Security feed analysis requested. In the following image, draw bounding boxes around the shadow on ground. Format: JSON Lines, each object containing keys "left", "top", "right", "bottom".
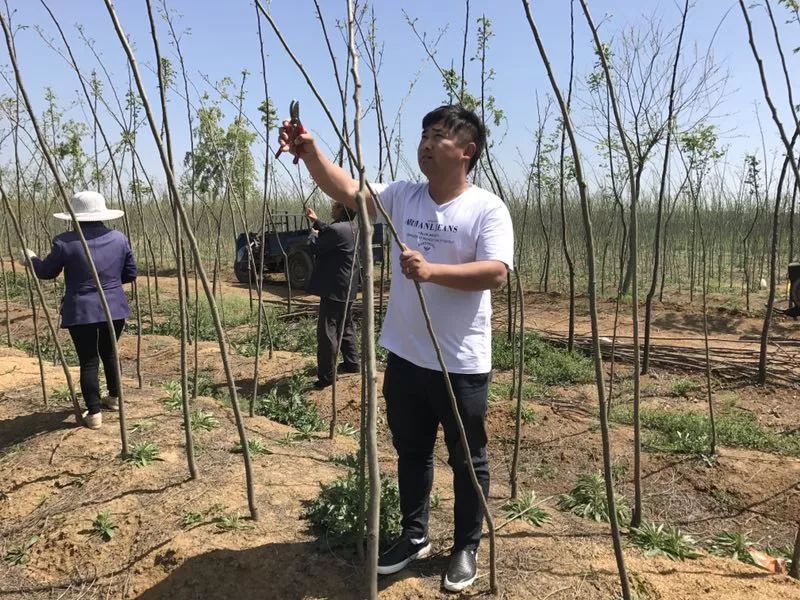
{"left": 0, "top": 409, "right": 75, "bottom": 452}
{"left": 135, "top": 540, "right": 432, "bottom": 600}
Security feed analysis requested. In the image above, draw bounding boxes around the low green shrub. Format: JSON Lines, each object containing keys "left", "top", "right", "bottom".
{"left": 303, "top": 470, "right": 401, "bottom": 547}
{"left": 558, "top": 471, "right": 630, "bottom": 524}
{"left": 707, "top": 531, "right": 755, "bottom": 565}
{"left": 630, "top": 522, "right": 700, "bottom": 560}
{"left": 256, "top": 375, "right": 324, "bottom": 433}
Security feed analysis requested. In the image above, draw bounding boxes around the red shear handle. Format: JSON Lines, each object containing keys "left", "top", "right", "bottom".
{"left": 292, "top": 122, "right": 307, "bottom": 165}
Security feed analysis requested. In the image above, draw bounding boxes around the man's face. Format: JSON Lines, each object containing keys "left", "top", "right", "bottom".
{"left": 331, "top": 203, "right": 345, "bottom": 221}
{"left": 417, "top": 123, "right": 475, "bottom": 179}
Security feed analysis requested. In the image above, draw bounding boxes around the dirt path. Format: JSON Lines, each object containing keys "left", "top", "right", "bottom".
{"left": 3, "top": 270, "right": 800, "bottom": 598}
{"left": 2, "top": 336, "right": 800, "bottom": 598}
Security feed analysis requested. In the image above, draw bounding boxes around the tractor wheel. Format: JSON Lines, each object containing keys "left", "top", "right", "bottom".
{"left": 287, "top": 249, "right": 314, "bottom": 290}
{"left": 234, "top": 262, "right": 252, "bottom": 284}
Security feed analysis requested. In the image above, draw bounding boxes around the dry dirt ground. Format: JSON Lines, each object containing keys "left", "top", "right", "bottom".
{"left": 2, "top": 273, "right": 800, "bottom": 599}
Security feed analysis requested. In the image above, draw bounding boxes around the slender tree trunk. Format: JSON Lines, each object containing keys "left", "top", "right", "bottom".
{"left": 522, "top": 3, "right": 631, "bottom": 597}
{"left": 144, "top": 0, "right": 197, "bottom": 479}
{"left": 693, "top": 193, "right": 717, "bottom": 454}
{"left": 509, "top": 273, "right": 525, "bottom": 498}
{"left": 790, "top": 522, "right": 800, "bottom": 579}
{"left": 105, "top": 0, "right": 258, "bottom": 518}
{"left": 346, "top": 5, "right": 379, "bottom": 594}
{"left": 643, "top": 0, "right": 689, "bottom": 374}
{"left": 559, "top": 1, "right": 576, "bottom": 352}
{"left": 578, "top": 0, "right": 643, "bottom": 528}
{"left": 760, "top": 143, "right": 794, "bottom": 383}
{"left": 1, "top": 222, "right": 11, "bottom": 347}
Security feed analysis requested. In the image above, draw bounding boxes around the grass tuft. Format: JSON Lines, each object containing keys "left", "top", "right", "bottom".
{"left": 189, "top": 410, "right": 219, "bottom": 432}
{"left": 611, "top": 406, "right": 800, "bottom": 457}
{"left": 502, "top": 490, "right": 550, "bottom": 527}
{"left": 231, "top": 438, "right": 271, "bottom": 455}
{"left": 557, "top": 471, "right": 630, "bottom": 524}
{"left": 630, "top": 522, "right": 700, "bottom": 560}
{"left": 3, "top": 536, "right": 39, "bottom": 566}
{"left": 707, "top": 531, "right": 755, "bottom": 565}
{"left": 125, "top": 442, "right": 161, "bottom": 468}
{"left": 492, "top": 332, "right": 593, "bottom": 385}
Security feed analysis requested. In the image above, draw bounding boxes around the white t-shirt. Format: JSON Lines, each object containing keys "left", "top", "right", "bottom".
{"left": 371, "top": 181, "right": 514, "bottom": 374}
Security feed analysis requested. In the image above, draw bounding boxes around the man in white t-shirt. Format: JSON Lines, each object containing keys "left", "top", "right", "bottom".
{"left": 279, "top": 104, "right": 513, "bottom": 592}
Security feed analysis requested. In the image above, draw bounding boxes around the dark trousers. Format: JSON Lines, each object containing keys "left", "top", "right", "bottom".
{"left": 316, "top": 297, "right": 359, "bottom": 384}
{"left": 68, "top": 320, "right": 125, "bottom": 414}
{"left": 382, "top": 352, "right": 490, "bottom": 551}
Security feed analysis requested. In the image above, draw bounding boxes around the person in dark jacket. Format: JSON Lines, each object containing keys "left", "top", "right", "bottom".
{"left": 305, "top": 203, "right": 360, "bottom": 389}
{"left": 20, "top": 191, "right": 137, "bottom": 430}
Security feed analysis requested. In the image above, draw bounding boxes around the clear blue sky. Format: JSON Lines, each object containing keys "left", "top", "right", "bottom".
{"left": 5, "top": 0, "right": 799, "bottom": 190}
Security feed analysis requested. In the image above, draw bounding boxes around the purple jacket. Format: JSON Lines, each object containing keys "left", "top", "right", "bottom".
{"left": 31, "top": 222, "right": 137, "bottom": 328}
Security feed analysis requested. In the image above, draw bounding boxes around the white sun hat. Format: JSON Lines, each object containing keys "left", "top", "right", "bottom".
{"left": 53, "top": 191, "right": 124, "bottom": 222}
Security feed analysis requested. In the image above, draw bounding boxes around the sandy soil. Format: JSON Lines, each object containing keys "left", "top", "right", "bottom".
{"left": 2, "top": 273, "right": 800, "bottom": 599}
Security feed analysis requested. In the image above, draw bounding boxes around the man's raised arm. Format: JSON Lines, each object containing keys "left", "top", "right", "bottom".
{"left": 278, "top": 120, "right": 376, "bottom": 220}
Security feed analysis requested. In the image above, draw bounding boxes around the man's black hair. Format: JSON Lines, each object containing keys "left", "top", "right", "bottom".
{"left": 421, "top": 104, "right": 486, "bottom": 173}
{"left": 333, "top": 202, "right": 357, "bottom": 221}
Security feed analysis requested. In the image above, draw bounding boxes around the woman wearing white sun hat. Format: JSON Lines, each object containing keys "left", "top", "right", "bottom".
{"left": 19, "top": 191, "right": 137, "bottom": 430}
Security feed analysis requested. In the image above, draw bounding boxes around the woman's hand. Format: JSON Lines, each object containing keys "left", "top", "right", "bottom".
{"left": 17, "top": 248, "right": 36, "bottom": 267}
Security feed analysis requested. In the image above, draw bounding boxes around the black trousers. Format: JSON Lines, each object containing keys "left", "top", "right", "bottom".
{"left": 316, "top": 297, "right": 359, "bottom": 384}
{"left": 382, "top": 352, "right": 490, "bottom": 551}
{"left": 68, "top": 320, "right": 125, "bottom": 414}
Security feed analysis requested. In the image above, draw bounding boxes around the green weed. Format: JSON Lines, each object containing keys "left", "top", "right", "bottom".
{"left": 91, "top": 512, "right": 118, "bottom": 541}
{"left": 189, "top": 410, "right": 219, "bottom": 432}
{"left": 490, "top": 380, "right": 547, "bottom": 404}
{"left": 125, "top": 442, "right": 161, "bottom": 468}
{"left": 256, "top": 378, "right": 324, "bottom": 433}
{"left": 707, "top": 531, "right": 755, "bottom": 565}
{"left": 611, "top": 406, "right": 800, "bottom": 457}
{"left": 130, "top": 421, "right": 153, "bottom": 435}
{"left": 502, "top": 491, "right": 550, "bottom": 527}
{"left": 330, "top": 452, "right": 359, "bottom": 469}
{"left": 214, "top": 512, "right": 254, "bottom": 531}
{"left": 50, "top": 386, "right": 76, "bottom": 406}
{"left": 161, "top": 381, "right": 183, "bottom": 411}
{"left": 303, "top": 470, "right": 401, "bottom": 547}
{"left": 557, "top": 472, "right": 631, "bottom": 524}
{"left": 3, "top": 535, "right": 39, "bottom": 566}
{"left": 13, "top": 337, "right": 78, "bottom": 366}
{"left": 335, "top": 422, "right": 359, "bottom": 438}
{"left": 180, "top": 511, "right": 204, "bottom": 529}
{"left": 518, "top": 405, "right": 537, "bottom": 424}
{"left": 492, "top": 332, "right": 593, "bottom": 385}
{"left": 231, "top": 438, "right": 271, "bottom": 455}
{"left": 191, "top": 372, "right": 221, "bottom": 399}
{"left": 151, "top": 297, "right": 252, "bottom": 341}
{"left": 234, "top": 313, "right": 317, "bottom": 356}
{"left": 0, "top": 443, "right": 24, "bottom": 464}
{"left": 671, "top": 378, "right": 701, "bottom": 397}
{"left": 630, "top": 522, "right": 700, "bottom": 560}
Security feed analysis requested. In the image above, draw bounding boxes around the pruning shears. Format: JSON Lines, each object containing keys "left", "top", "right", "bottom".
{"left": 275, "top": 99, "right": 306, "bottom": 165}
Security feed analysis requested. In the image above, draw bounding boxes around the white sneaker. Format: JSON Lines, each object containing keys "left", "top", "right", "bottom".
{"left": 82, "top": 411, "right": 102, "bottom": 430}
